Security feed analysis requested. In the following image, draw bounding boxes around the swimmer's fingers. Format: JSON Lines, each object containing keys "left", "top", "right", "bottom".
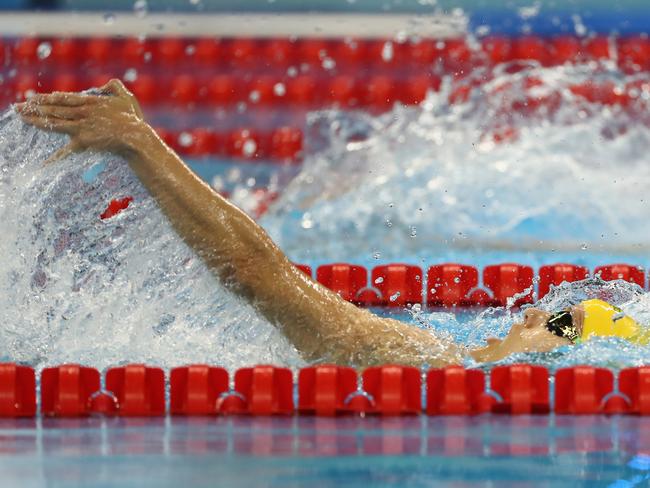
{"left": 44, "top": 142, "right": 79, "bottom": 165}
{"left": 23, "top": 92, "right": 100, "bottom": 108}
{"left": 98, "top": 79, "right": 144, "bottom": 118}
{"left": 20, "top": 114, "right": 79, "bottom": 134}
{"left": 17, "top": 104, "right": 88, "bottom": 120}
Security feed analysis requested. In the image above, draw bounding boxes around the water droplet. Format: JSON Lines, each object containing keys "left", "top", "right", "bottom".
{"left": 389, "top": 292, "right": 401, "bottom": 302}
{"left": 385, "top": 219, "right": 393, "bottom": 228}
{"left": 242, "top": 139, "right": 257, "bottom": 157}
{"left": 185, "top": 45, "right": 196, "bottom": 56}
{"left": 102, "top": 12, "right": 116, "bottom": 25}
{"left": 409, "top": 226, "right": 417, "bottom": 238}
{"left": 430, "top": 288, "right": 437, "bottom": 294}
{"left": 178, "top": 132, "right": 193, "bottom": 147}
{"left": 287, "top": 66, "right": 298, "bottom": 77}
{"left": 372, "top": 251, "right": 381, "bottom": 260}
{"left": 374, "top": 277, "right": 384, "bottom": 284}
{"left": 37, "top": 42, "right": 51, "bottom": 60}
{"left": 322, "top": 57, "right": 336, "bottom": 70}
{"left": 249, "top": 90, "right": 260, "bottom": 103}
{"left": 381, "top": 42, "right": 393, "bottom": 62}
{"left": 133, "top": 0, "right": 148, "bottom": 18}
{"left": 453, "top": 277, "right": 461, "bottom": 283}
{"left": 123, "top": 68, "right": 138, "bottom": 82}
{"left": 273, "top": 83, "right": 286, "bottom": 97}
{"left": 580, "top": 243, "right": 588, "bottom": 250}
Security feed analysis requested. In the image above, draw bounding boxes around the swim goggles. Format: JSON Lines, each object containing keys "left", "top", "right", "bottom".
{"left": 545, "top": 310, "right": 580, "bottom": 343}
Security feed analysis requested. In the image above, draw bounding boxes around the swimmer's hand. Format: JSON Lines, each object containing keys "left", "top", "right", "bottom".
{"left": 16, "top": 79, "right": 146, "bottom": 164}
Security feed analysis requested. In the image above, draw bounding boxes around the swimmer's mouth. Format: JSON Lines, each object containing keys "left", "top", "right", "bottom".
{"left": 545, "top": 310, "right": 580, "bottom": 343}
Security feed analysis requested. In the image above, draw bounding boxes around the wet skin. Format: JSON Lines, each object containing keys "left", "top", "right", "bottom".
{"left": 16, "top": 80, "right": 575, "bottom": 367}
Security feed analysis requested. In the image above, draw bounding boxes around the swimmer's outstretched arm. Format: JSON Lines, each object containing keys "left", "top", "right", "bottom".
{"left": 17, "top": 80, "right": 471, "bottom": 367}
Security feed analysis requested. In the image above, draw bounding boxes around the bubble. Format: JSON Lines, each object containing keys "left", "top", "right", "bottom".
{"left": 273, "top": 83, "right": 286, "bottom": 97}
{"left": 454, "top": 277, "right": 461, "bottom": 284}
{"left": 374, "top": 277, "right": 384, "bottom": 284}
{"left": 381, "top": 42, "right": 394, "bottom": 62}
{"left": 389, "top": 292, "right": 401, "bottom": 302}
{"left": 178, "top": 131, "right": 193, "bottom": 147}
{"left": 242, "top": 139, "right": 257, "bottom": 157}
{"left": 133, "top": 0, "right": 148, "bottom": 18}
{"left": 102, "top": 12, "right": 116, "bottom": 25}
{"left": 123, "top": 68, "right": 138, "bottom": 82}
{"left": 37, "top": 42, "right": 51, "bottom": 60}
{"left": 249, "top": 90, "right": 260, "bottom": 103}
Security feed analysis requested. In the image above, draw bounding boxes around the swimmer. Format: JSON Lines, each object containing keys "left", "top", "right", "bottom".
{"left": 14, "top": 80, "right": 642, "bottom": 367}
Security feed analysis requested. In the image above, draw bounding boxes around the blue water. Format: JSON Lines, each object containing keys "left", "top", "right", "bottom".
{"left": 1, "top": 416, "right": 649, "bottom": 487}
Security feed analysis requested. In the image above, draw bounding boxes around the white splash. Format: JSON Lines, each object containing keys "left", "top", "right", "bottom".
{"left": 0, "top": 111, "right": 303, "bottom": 371}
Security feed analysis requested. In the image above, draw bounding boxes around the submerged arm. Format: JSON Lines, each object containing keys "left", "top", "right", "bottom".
{"left": 17, "top": 80, "right": 467, "bottom": 367}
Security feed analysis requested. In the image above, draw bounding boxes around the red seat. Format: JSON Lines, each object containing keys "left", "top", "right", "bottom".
{"left": 298, "top": 365, "right": 358, "bottom": 416}
{"left": 407, "top": 39, "right": 437, "bottom": 67}
{"left": 193, "top": 38, "right": 223, "bottom": 66}
{"left": 593, "top": 264, "right": 645, "bottom": 287}
{"left": 170, "top": 365, "right": 229, "bottom": 415}
{"left": 583, "top": 36, "right": 612, "bottom": 60}
{"left": 538, "top": 264, "right": 589, "bottom": 299}
{"left": 12, "top": 37, "right": 39, "bottom": 65}
{"left": 550, "top": 36, "right": 581, "bottom": 64}
{"left": 512, "top": 35, "right": 550, "bottom": 64}
{"left": 328, "top": 75, "right": 359, "bottom": 107}
{"left": 41, "top": 364, "right": 100, "bottom": 417}
{"left": 293, "top": 263, "right": 312, "bottom": 277}
{"left": 222, "top": 365, "right": 293, "bottom": 415}
{"left": 398, "top": 74, "right": 439, "bottom": 106}
{"left": 618, "top": 367, "right": 650, "bottom": 415}
{"left": 490, "top": 364, "right": 549, "bottom": 414}
{"left": 362, "top": 75, "right": 396, "bottom": 110}
{"left": 226, "top": 128, "right": 261, "bottom": 159}
{"left": 372, "top": 264, "right": 423, "bottom": 307}
{"left": 121, "top": 37, "right": 151, "bottom": 66}
{"left": 207, "top": 74, "right": 238, "bottom": 106}
{"left": 361, "top": 365, "right": 421, "bottom": 415}
{"left": 331, "top": 38, "right": 367, "bottom": 67}
{"left": 228, "top": 38, "right": 257, "bottom": 68}
{"left": 13, "top": 73, "right": 40, "bottom": 101}
{"left": 617, "top": 36, "right": 650, "bottom": 70}
{"left": 169, "top": 74, "right": 200, "bottom": 105}
{"left": 286, "top": 75, "right": 321, "bottom": 106}
{"left": 175, "top": 128, "right": 219, "bottom": 157}
{"left": 50, "top": 73, "right": 82, "bottom": 93}
{"left": 85, "top": 37, "right": 113, "bottom": 66}
{"left": 297, "top": 38, "right": 329, "bottom": 66}
{"left": 125, "top": 74, "right": 158, "bottom": 106}
{"left": 105, "top": 364, "right": 165, "bottom": 416}
{"left": 0, "top": 364, "right": 36, "bottom": 418}
{"left": 268, "top": 127, "right": 303, "bottom": 163}
{"left": 554, "top": 366, "right": 614, "bottom": 414}
{"left": 155, "top": 37, "right": 186, "bottom": 65}
{"left": 481, "top": 36, "right": 512, "bottom": 64}
{"left": 426, "top": 366, "right": 489, "bottom": 415}
{"left": 440, "top": 38, "right": 472, "bottom": 70}
{"left": 49, "top": 38, "right": 81, "bottom": 65}
{"left": 427, "top": 264, "right": 478, "bottom": 307}
{"left": 483, "top": 263, "right": 534, "bottom": 307}
{"left": 316, "top": 263, "right": 368, "bottom": 302}
{"left": 263, "top": 39, "right": 295, "bottom": 67}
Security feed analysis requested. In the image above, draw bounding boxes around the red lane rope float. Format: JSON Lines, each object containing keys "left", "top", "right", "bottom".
{"left": 298, "top": 262, "right": 645, "bottom": 308}
{"left": 4, "top": 363, "right": 650, "bottom": 418}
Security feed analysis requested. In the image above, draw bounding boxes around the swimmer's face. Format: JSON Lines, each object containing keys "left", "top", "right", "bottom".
{"left": 470, "top": 308, "right": 573, "bottom": 363}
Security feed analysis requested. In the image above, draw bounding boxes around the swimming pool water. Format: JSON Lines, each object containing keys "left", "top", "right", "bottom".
{"left": 1, "top": 416, "right": 649, "bottom": 488}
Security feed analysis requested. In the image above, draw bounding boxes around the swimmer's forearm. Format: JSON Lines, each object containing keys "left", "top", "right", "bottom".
{"left": 121, "top": 123, "right": 468, "bottom": 367}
